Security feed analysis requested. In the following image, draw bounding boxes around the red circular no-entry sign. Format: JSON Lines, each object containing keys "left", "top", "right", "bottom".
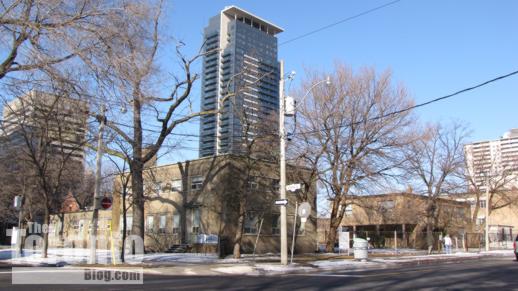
{"left": 101, "top": 197, "right": 112, "bottom": 210}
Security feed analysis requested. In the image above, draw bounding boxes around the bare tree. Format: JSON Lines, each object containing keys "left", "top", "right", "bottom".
{"left": 0, "top": 86, "right": 89, "bottom": 257}
{"left": 0, "top": 0, "right": 115, "bottom": 80}
{"left": 230, "top": 109, "right": 278, "bottom": 258}
{"left": 293, "top": 63, "right": 415, "bottom": 252}
{"left": 404, "top": 122, "right": 468, "bottom": 253}
{"left": 76, "top": 1, "right": 215, "bottom": 242}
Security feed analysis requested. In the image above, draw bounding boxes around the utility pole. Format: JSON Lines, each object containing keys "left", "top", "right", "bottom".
{"left": 279, "top": 60, "right": 288, "bottom": 265}
{"left": 90, "top": 105, "right": 106, "bottom": 264}
{"left": 485, "top": 180, "right": 490, "bottom": 252}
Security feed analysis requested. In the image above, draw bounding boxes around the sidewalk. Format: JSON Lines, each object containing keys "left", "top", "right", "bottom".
{"left": 1, "top": 248, "right": 514, "bottom": 276}
{"left": 206, "top": 250, "right": 514, "bottom": 276}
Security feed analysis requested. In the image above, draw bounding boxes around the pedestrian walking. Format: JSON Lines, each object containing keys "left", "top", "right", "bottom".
{"left": 444, "top": 234, "right": 452, "bottom": 254}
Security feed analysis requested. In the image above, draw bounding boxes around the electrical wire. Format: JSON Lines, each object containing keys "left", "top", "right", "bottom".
{"left": 296, "top": 69, "right": 518, "bottom": 136}
{"left": 279, "top": 0, "right": 402, "bottom": 46}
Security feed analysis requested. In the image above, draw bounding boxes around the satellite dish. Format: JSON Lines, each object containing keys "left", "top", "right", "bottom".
{"left": 298, "top": 202, "right": 311, "bottom": 219}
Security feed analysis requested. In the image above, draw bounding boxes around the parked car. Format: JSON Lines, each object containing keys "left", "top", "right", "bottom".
{"left": 514, "top": 235, "right": 518, "bottom": 261}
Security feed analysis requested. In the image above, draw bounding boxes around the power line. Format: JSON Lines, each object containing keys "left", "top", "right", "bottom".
{"left": 109, "top": 69, "right": 518, "bottom": 139}
{"left": 279, "top": 0, "right": 402, "bottom": 46}
{"left": 296, "top": 68, "right": 518, "bottom": 136}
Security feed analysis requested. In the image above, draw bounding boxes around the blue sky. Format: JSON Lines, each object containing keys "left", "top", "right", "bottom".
{"left": 157, "top": 0, "right": 518, "bottom": 164}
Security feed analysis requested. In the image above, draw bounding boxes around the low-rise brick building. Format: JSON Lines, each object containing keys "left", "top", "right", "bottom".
{"left": 335, "top": 193, "right": 472, "bottom": 249}
{"left": 112, "top": 154, "right": 318, "bottom": 255}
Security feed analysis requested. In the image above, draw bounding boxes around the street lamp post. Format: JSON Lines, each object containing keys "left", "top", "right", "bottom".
{"left": 90, "top": 104, "right": 106, "bottom": 264}
{"left": 279, "top": 60, "right": 289, "bottom": 265}
{"left": 278, "top": 61, "right": 330, "bottom": 265}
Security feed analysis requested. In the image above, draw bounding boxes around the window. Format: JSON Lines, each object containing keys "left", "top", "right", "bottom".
{"left": 72, "top": 220, "right": 79, "bottom": 230}
{"left": 477, "top": 217, "right": 485, "bottom": 225}
{"left": 455, "top": 207, "right": 466, "bottom": 218}
{"left": 171, "top": 179, "right": 182, "bottom": 192}
{"left": 345, "top": 204, "right": 353, "bottom": 216}
{"left": 154, "top": 182, "right": 161, "bottom": 193}
{"left": 172, "top": 213, "right": 180, "bottom": 234}
{"left": 271, "top": 179, "right": 280, "bottom": 191}
{"left": 271, "top": 214, "right": 280, "bottom": 235}
{"left": 244, "top": 212, "right": 258, "bottom": 234}
{"left": 191, "top": 176, "right": 203, "bottom": 190}
{"left": 79, "top": 220, "right": 84, "bottom": 233}
{"left": 159, "top": 215, "right": 166, "bottom": 234}
{"left": 146, "top": 215, "right": 154, "bottom": 232}
{"left": 248, "top": 176, "right": 258, "bottom": 190}
{"left": 479, "top": 200, "right": 487, "bottom": 208}
{"left": 192, "top": 208, "right": 201, "bottom": 234}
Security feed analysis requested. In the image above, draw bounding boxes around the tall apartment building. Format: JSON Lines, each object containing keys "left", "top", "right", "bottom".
{"left": 199, "top": 6, "right": 282, "bottom": 157}
{"left": 464, "top": 129, "right": 518, "bottom": 190}
{"left": 1, "top": 90, "right": 88, "bottom": 162}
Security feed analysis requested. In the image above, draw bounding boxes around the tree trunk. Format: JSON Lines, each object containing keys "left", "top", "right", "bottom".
{"left": 233, "top": 201, "right": 246, "bottom": 259}
{"left": 42, "top": 208, "right": 50, "bottom": 258}
{"left": 131, "top": 96, "right": 145, "bottom": 248}
{"left": 426, "top": 222, "right": 433, "bottom": 254}
{"left": 181, "top": 207, "right": 187, "bottom": 244}
{"left": 325, "top": 218, "right": 339, "bottom": 253}
{"left": 471, "top": 195, "right": 481, "bottom": 227}
{"left": 425, "top": 199, "right": 436, "bottom": 254}
{"left": 130, "top": 163, "right": 145, "bottom": 246}
{"left": 120, "top": 191, "right": 127, "bottom": 263}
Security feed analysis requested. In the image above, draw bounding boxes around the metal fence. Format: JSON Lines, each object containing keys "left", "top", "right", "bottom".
{"left": 335, "top": 231, "right": 515, "bottom": 253}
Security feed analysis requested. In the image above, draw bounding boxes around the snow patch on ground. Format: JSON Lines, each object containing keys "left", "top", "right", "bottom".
{"left": 0, "top": 248, "right": 220, "bottom": 266}
{"left": 311, "top": 259, "right": 380, "bottom": 270}
{"left": 0, "top": 248, "right": 112, "bottom": 265}
{"left": 212, "top": 265, "right": 258, "bottom": 275}
{"left": 256, "top": 264, "right": 315, "bottom": 274}
{"left": 480, "top": 249, "right": 514, "bottom": 255}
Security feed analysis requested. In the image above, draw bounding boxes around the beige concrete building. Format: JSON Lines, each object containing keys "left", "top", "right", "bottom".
{"left": 447, "top": 192, "right": 518, "bottom": 239}
{"left": 48, "top": 210, "right": 112, "bottom": 249}
{"left": 112, "top": 154, "right": 317, "bottom": 255}
{"left": 336, "top": 193, "right": 472, "bottom": 249}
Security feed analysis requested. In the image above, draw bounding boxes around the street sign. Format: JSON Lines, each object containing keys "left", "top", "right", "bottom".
{"left": 298, "top": 202, "right": 311, "bottom": 218}
{"left": 274, "top": 199, "right": 288, "bottom": 206}
{"left": 101, "top": 197, "right": 112, "bottom": 210}
{"left": 286, "top": 183, "right": 302, "bottom": 192}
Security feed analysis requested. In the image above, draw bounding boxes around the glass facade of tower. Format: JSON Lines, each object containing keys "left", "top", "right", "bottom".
{"left": 199, "top": 6, "right": 282, "bottom": 157}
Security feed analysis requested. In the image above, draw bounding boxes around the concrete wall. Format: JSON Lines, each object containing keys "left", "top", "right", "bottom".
{"left": 340, "top": 193, "right": 472, "bottom": 233}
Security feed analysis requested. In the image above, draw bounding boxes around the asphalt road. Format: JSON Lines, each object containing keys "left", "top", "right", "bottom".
{"left": 0, "top": 257, "right": 516, "bottom": 290}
